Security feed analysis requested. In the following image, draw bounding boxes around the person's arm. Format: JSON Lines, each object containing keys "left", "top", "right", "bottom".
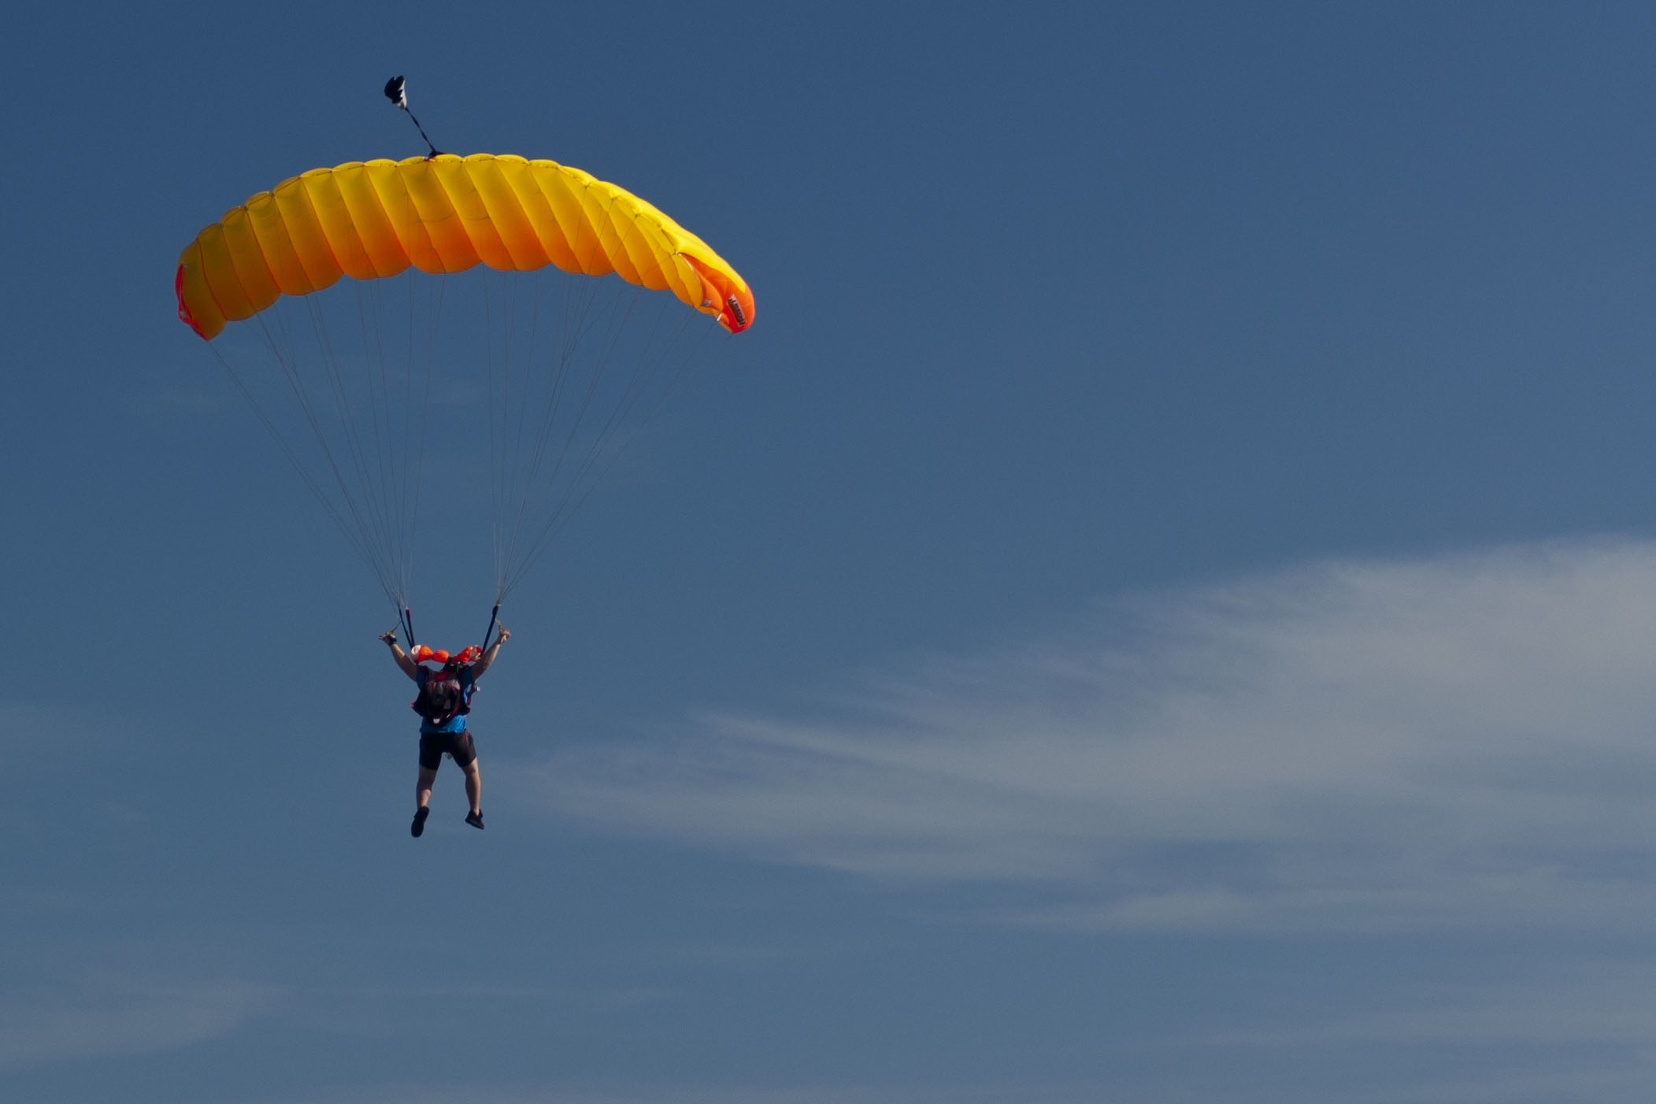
{"left": 380, "top": 630, "right": 419, "bottom": 680}
{"left": 470, "top": 626, "right": 510, "bottom": 680}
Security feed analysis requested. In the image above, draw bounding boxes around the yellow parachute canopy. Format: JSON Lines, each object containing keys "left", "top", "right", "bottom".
{"left": 176, "top": 153, "right": 754, "bottom": 339}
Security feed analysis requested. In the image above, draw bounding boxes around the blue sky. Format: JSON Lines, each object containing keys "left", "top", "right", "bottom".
{"left": 9, "top": 2, "right": 1656, "bottom": 1100}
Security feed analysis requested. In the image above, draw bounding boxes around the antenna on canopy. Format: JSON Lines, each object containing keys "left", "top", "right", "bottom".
{"left": 384, "top": 76, "right": 444, "bottom": 159}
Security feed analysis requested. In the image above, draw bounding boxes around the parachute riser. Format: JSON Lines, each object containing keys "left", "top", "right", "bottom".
{"left": 397, "top": 605, "right": 498, "bottom": 653}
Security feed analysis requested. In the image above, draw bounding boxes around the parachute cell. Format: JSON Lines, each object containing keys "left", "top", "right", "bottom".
{"left": 177, "top": 153, "right": 754, "bottom": 339}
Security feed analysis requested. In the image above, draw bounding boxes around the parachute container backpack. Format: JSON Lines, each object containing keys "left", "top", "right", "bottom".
{"left": 413, "top": 664, "right": 469, "bottom": 728}
{"left": 176, "top": 153, "right": 753, "bottom": 620}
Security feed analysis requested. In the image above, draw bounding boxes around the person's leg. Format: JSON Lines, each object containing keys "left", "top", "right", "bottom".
{"left": 452, "top": 732, "right": 484, "bottom": 828}
{"left": 413, "top": 739, "right": 441, "bottom": 837}
{"left": 463, "top": 759, "right": 483, "bottom": 823}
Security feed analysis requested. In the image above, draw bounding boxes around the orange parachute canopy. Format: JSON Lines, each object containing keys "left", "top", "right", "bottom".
{"left": 176, "top": 153, "right": 753, "bottom": 339}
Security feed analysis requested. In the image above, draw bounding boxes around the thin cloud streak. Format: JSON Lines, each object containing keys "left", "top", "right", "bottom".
{"left": 252, "top": 1081, "right": 1135, "bottom": 1104}
{"left": 523, "top": 539, "right": 1656, "bottom": 932}
{"left": 1216, "top": 961, "right": 1656, "bottom": 1047}
{"left": 0, "top": 974, "right": 280, "bottom": 1068}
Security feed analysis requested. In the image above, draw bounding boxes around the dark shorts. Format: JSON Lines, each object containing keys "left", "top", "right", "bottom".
{"left": 418, "top": 728, "right": 477, "bottom": 771}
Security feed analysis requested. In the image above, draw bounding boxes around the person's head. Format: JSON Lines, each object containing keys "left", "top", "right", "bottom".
{"left": 412, "top": 644, "right": 481, "bottom": 669}
{"left": 410, "top": 645, "right": 450, "bottom": 667}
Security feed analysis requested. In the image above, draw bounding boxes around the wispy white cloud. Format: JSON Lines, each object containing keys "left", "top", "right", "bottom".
{"left": 1190, "top": 958, "right": 1656, "bottom": 1104}
{"left": 254, "top": 1080, "right": 1130, "bottom": 1104}
{"left": 0, "top": 973, "right": 279, "bottom": 1068}
{"left": 1221, "top": 960, "right": 1656, "bottom": 1048}
{"left": 520, "top": 539, "right": 1656, "bottom": 933}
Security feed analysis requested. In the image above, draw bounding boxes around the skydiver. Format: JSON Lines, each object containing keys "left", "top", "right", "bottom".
{"left": 380, "top": 626, "right": 510, "bottom": 837}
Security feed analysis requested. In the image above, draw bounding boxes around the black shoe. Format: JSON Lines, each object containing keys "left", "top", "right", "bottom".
{"left": 465, "top": 810, "right": 485, "bottom": 830}
{"left": 411, "top": 807, "right": 430, "bottom": 838}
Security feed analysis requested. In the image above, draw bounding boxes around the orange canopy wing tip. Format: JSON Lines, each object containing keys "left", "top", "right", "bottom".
{"left": 175, "top": 263, "right": 224, "bottom": 340}
{"left": 720, "top": 289, "right": 755, "bottom": 334}
{"left": 680, "top": 253, "right": 755, "bottom": 334}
